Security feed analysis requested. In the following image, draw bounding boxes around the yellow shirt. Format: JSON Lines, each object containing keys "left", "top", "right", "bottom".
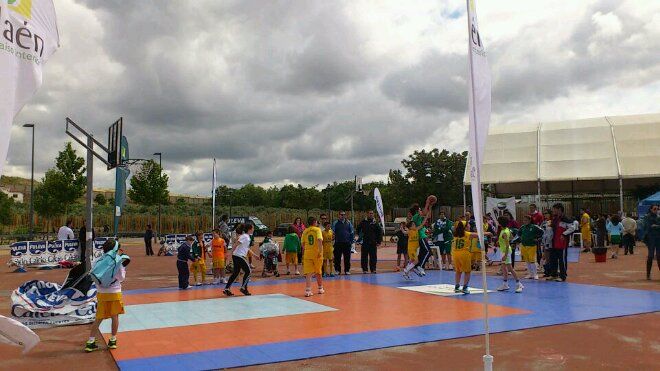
{"left": 407, "top": 227, "right": 419, "bottom": 252}
{"left": 580, "top": 213, "right": 591, "bottom": 232}
{"left": 302, "top": 226, "right": 323, "bottom": 259}
{"left": 322, "top": 230, "right": 333, "bottom": 250}
{"left": 452, "top": 232, "right": 472, "bottom": 252}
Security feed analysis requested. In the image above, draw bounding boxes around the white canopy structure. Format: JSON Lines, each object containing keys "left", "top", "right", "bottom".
{"left": 464, "top": 113, "right": 660, "bottom": 211}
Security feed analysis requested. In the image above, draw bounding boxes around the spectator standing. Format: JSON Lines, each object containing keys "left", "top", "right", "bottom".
{"left": 144, "top": 224, "right": 155, "bottom": 256}
{"left": 292, "top": 217, "right": 306, "bottom": 262}
{"left": 78, "top": 220, "right": 96, "bottom": 264}
{"left": 547, "top": 203, "right": 575, "bottom": 282}
{"left": 530, "top": 203, "right": 544, "bottom": 268}
{"left": 579, "top": 208, "right": 592, "bottom": 252}
{"left": 641, "top": 205, "right": 660, "bottom": 280}
{"left": 357, "top": 210, "right": 383, "bottom": 274}
{"left": 621, "top": 214, "right": 637, "bottom": 255}
{"left": 58, "top": 219, "right": 75, "bottom": 241}
{"left": 332, "top": 211, "right": 354, "bottom": 275}
{"left": 607, "top": 215, "right": 624, "bottom": 259}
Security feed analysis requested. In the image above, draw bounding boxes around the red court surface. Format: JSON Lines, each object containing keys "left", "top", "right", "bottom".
{"left": 107, "top": 280, "right": 526, "bottom": 362}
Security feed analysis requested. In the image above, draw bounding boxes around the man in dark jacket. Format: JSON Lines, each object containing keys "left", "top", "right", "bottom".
{"left": 144, "top": 224, "right": 155, "bottom": 256}
{"left": 357, "top": 210, "right": 383, "bottom": 274}
{"left": 332, "top": 211, "right": 355, "bottom": 275}
{"left": 548, "top": 203, "right": 575, "bottom": 282}
{"left": 78, "top": 220, "right": 96, "bottom": 264}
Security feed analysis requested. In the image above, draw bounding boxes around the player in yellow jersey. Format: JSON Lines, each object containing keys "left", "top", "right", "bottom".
{"left": 302, "top": 217, "right": 324, "bottom": 297}
{"left": 403, "top": 221, "right": 419, "bottom": 280}
{"left": 321, "top": 222, "right": 335, "bottom": 277}
{"left": 452, "top": 221, "right": 491, "bottom": 294}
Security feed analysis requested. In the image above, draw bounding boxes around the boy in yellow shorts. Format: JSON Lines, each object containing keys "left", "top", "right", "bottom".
{"left": 519, "top": 215, "right": 544, "bottom": 280}
{"left": 321, "top": 221, "right": 334, "bottom": 277}
{"left": 402, "top": 221, "right": 419, "bottom": 280}
{"left": 302, "top": 217, "right": 324, "bottom": 297}
{"left": 191, "top": 231, "right": 207, "bottom": 286}
{"left": 211, "top": 229, "right": 227, "bottom": 284}
{"left": 85, "top": 239, "right": 129, "bottom": 352}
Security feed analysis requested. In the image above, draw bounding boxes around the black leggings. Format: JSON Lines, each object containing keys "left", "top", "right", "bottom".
{"left": 177, "top": 260, "right": 189, "bottom": 289}
{"left": 415, "top": 239, "right": 431, "bottom": 268}
{"left": 226, "top": 255, "right": 251, "bottom": 290}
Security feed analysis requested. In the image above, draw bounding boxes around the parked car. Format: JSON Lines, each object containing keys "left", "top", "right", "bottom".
{"left": 274, "top": 223, "right": 292, "bottom": 237}
{"left": 227, "top": 216, "right": 270, "bottom": 237}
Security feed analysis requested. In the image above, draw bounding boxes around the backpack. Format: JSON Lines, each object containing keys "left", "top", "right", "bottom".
{"left": 90, "top": 241, "right": 122, "bottom": 288}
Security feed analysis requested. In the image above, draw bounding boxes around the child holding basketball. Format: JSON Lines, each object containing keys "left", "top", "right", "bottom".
{"left": 85, "top": 239, "right": 130, "bottom": 352}
{"left": 321, "top": 221, "right": 334, "bottom": 277}
{"left": 404, "top": 196, "right": 435, "bottom": 277}
{"left": 497, "top": 216, "right": 523, "bottom": 293}
{"left": 302, "top": 217, "right": 324, "bottom": 297}
{"left": 211, "top": 229, "right": 227, "bottom": 284}
{"left": 283, "top": 225, "right": 301, "bottom": 275}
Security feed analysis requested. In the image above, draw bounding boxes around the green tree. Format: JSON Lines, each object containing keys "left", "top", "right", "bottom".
{"left": 33, "top": 169, "right": 67, "bottom": 238}
{"left": 0, "top": 191, "right": 13, "bottom": 226}
{"left": 94, "top": 193, "right": 107, "bottom": 206}
{"left": 43, "top": 142, "right": 87, "bottom": 216}
{"left": 128, "top": 160, "right": 170, "bottom": 206}
{"left": 400, "top": 149, "right": 467, "bottom": 206}
{"left": 214, "top": 185, "right": 235, "bottom": 207}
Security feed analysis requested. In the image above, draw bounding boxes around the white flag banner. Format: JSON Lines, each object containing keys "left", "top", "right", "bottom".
{"left": 373, "top": 188, "right": 385, "bottom": 230}
{"left": 466, "top": 1, "right": 494, "bottom": 369}
{"left": 466, "top": 0, "right": 491, "bottom": 250}
{"left": 0, "top": 0, "right": 59, "bottom": 176}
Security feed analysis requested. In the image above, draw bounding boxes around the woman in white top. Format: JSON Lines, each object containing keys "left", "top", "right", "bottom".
{"left": 224, "top": 224, "right": 259, "bottom": 296}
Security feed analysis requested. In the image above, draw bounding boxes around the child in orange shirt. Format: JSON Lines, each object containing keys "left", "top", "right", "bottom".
{"left": 211, "top": 229, "right": 228, "bottom": 284}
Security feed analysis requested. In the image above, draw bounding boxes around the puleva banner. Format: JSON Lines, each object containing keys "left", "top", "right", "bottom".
{"left": 10, "top": 238, "right": 111, "bottom": 267}
{"left": 164, "top": 233, "right": 213, "bottom": 254}
{"left": 0, "top": 0, "right": 59, "bottom": 176}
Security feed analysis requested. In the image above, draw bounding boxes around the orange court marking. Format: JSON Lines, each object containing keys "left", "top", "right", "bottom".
{"left": 109, "top": 280, "right": 528, "bottom": 361}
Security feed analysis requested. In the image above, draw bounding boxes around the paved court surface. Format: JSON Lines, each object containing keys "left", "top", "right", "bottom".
{"left": 104, "top": 270, "right": 660, "bottom": 370}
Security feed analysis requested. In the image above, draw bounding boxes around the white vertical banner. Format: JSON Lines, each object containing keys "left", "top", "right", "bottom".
{"left": 0, "top": 0, "right": 59, "bottom": 176}
{"left": 212, "top": 158, "right": 217, "bottom": 227}
{"left": 466, "top": 0, "right": 493, "bottom": 370}
{"left": 373, "top": 187, "right": 385, "bottom": 230}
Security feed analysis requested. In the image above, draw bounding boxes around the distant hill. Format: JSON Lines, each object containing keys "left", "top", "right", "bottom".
{"left": 0, "top": 176, "right": 35, "bottom": 188}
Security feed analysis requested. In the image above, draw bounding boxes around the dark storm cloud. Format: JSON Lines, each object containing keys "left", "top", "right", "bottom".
{"left": 6, "top": 1, "right": 659, "bottom": 195}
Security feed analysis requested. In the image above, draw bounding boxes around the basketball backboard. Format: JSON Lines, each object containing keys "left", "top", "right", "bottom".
{"left": 107, "top": 118, "right": 123, "bottom": 170}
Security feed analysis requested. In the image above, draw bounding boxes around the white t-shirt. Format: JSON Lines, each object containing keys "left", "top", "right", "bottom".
{"left": 57, "top": 226, "right": 75, "bottom": 240}
{"left": 233, "top": 233, "right": 251, "bottom": 258}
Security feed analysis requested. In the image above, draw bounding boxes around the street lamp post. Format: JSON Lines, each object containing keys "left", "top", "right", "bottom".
{"left": 153, "top": 152, "right": 162, "bottom": 239}
{"left": 22, "top": 124, "right": 35, "bottom": 240}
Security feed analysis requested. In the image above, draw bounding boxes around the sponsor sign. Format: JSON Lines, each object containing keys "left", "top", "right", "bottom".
{"left": 9, "top": 238, "right": 110, "bottom": 267}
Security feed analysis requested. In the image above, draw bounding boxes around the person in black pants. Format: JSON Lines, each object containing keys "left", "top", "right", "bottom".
{"left": 224, "top": 224, "right": 259, "bottom": 296}
{"left": 144, "top": 225, "right": 155, "bottom": 256}
{"left": 332, "top": 211, "right": 355, "bottom": 275}
{"left": 357, "top": 210, "right": 383, "bottom": 274}
{"left": 177, "top": 236, "right": 195, "bottom": 289}
{"left": 78, "top": 220, "right": 95, "bottom": 264}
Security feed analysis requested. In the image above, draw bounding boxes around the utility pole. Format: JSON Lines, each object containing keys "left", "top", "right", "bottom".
{"left": 154, "top": 152, "right": 162, "bottom": 238}
{"left": 23, "top": 124, "right": 35, "bottom": 240}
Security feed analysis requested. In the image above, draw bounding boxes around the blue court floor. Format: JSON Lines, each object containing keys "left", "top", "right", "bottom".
{"left": 109, "top": 271, "right": 660, "bottom": 370}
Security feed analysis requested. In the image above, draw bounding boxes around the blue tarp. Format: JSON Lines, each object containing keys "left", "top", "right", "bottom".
{"left": 638, "top": 191, "right": 660, "bottom": 217}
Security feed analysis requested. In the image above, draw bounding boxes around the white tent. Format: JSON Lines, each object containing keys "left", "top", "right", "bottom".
{"left": 463, "top": 113, "right": 660, "bottom": 211}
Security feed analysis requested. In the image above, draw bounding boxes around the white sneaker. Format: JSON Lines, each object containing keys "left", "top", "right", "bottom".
{"left": 412, "top": 267, "right": 422, "bottom": 277}
{"left": 533, "top": 274, "right": 539, "bottom": 280}
{"left": 448, "top": 264, "right": 454, "bottom": 271}
{"left": 418, "top": 267, "right": 426, "bottom": 276}
{"left": 222, "top": 278, "right": 228, "bottom": 284}
{"left": 318, "top": 287, "right": 325, "bottom": 294}
{"left": 295, "top": 270, "right": 300, "bottom": 275}
{"left": 523, "top": 274, "right": 532, "bottom": 279}
{"left": 345, "top": 271, "right": 351, "bottom": 275}
{"left": 497, "top": 283, "right": 510, "bottom": 291}
{"left": 515, "top": 282, "right": 524, "bottom": 293}
{"left": 404, "top": 262, "right": 415, "bottom": 274}
{"left": 195, "top": 282, "right": 202, "bottom": 286}
{"left": 305, "top": 289, "right": 313, "bottom": 297}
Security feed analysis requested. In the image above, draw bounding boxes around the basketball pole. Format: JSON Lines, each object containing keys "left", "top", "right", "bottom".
{"left": 85, "top": 135, "right": 94, "bottom": 272}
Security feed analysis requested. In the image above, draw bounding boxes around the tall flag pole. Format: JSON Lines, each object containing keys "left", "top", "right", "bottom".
{"left": 466, "top": 1, "right": 493, "bottom": 370}
{"left": 212, "top": 158, "right": 217, "bottom": 228}
{"left": 0, "top": 1, "right": 59, "bottom": 176}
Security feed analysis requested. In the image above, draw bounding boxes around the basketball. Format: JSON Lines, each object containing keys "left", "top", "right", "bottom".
{"left": 427, "top": 195, "right": 437, "bottom": 205}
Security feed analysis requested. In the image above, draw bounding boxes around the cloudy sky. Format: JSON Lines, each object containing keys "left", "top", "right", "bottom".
{"left": 5, "top": 0, "right": 660, "bottom": 195}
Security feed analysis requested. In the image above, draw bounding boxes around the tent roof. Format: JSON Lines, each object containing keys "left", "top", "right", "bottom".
{"left": 464, "top": 113, "right": 660, "bottom": 194}
{"left": 639, "top": 191, "right": 660, "bottom": 205}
